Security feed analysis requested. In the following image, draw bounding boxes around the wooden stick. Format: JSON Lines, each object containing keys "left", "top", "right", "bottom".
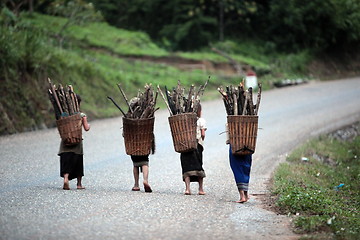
{"left": 165, "top": 86, "right": 176, "bottom": 115}
{"left": 157, "top": 85, "right": 173, "bottom": 116}
{"left": 233, "top": 92, "right": 238, "bottom": 115}
{"left": 255, "top": 83, "right": 262, "bottom": 115}
{"left": 117, "top": 84, "right": 133, "bottom": 113}
{"left": 63, "top": 85, "right": 74, "bottom": 115}
{"left": 69, "top": 85, "right": 79, "bottom": 112}
{"left": 57, "top": 85, "right": 68, "bottom": 114}
{"left": 48, "top": 78, "right": 63, "bottom": 114}
{"left": 248, "top": 87, "right": 255, "bottom": 115}
{"left": 242, "top": 91, "right": 249, "bottom": 115}
{"left": 48, "top": 89, "right": 61, "bottom": 119}
{"left": 186, "top": 85, "right": 194, "bottom": 112}
{"left": 107, "top": 96, "right": 126, "bottom": 116}
{"left": 193, "top": 77, "right": 210, "bottom": 113}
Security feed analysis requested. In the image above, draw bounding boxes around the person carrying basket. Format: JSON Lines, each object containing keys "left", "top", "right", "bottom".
{"left": 58, "top": 95, "right": 90, "bottom": 190}
{"left": 180, "top": 104, "right": 207, "bottom": 195}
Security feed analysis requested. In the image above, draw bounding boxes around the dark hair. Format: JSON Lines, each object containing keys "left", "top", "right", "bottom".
{"left": 196, "top": 103, "right": 202, "bottom": 117}
{"left": 76, "top": 94, "right": 82, "bottom": 105}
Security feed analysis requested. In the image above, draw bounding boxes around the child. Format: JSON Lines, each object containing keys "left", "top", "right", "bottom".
{"left": 180, "top": 104, "right": 207, "bottom": 195}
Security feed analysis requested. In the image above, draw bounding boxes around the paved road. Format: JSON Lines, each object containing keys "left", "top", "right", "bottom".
{"left": 1, "top": 77, "right": 359, "bottom": 240}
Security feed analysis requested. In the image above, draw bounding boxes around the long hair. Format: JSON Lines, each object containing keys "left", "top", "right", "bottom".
{"left": 196, "top": 103, "right": 202, "bottom": 118}
{"left": 76, "top": 94, "right": 82, "bottom": 106}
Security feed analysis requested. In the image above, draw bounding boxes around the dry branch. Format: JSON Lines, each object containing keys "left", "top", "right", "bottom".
{"left": 47, "top": 78, "right": 80, "bottom": 119}
{"left": 218, "top": 82, "right": 262, "bottom": 116}
{"left": 110, "top": 84, "right": 158, "bottom": 119}
{"left": 159, "top": 78, "right": 209, "bottom": 116}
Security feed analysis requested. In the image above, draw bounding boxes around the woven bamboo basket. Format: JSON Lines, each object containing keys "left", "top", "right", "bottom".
{"left": 56, "top": 113, "right": 82, "bottom": 146}
{"left": 123, "top": 117, "right": 155, "bottom": 156}
{"left": 227, "top": 115, "right": 258, "bottom": 155}
{"left": 168, "top": 113, "right": 197, "bottom": 153}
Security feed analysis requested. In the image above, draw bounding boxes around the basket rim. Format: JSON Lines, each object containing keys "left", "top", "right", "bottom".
{"left": 122, "top": 116, "right": 155, "bottom": 122}
{"left": 168, "top": 112, "right": 197, "bottom": 120}
{"left": 227, "top": 115, "right": 258, "bottom": 118}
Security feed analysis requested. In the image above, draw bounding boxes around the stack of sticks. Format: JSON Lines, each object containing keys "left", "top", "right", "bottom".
{"left": 108, "top": 84, "right": 159, "bottom": 119}
{"left": 47, "top": 78, "right": 80, "bottom": 120}
{"left": 218, "top": 80, "right": 262, "bottom": 116}
{"left": 158, "top": 77, "right": 209, "bottom": 116}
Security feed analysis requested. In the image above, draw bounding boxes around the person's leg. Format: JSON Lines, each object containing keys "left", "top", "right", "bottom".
{"left": 77, "top": 176, "right": 85, "bottom": 189}
{"left": 63, "top": 173, "right": 70, "bottom": 190}
{"left": 244, "top": 191, "right": 250, "bottom": 201}
{"left": 236, "top": 190, "right": 247, "bottom": 203}
{"left": 132, "top": 166, "right": 140, "bottom": 191}
{"left": 142, "top": 165, "right": 152, "bottom": 192}
{"left": 198, "top": 177, "right": 205, "bottom": 195}
{"left": 184, "top": 176, "right": 191, "bottom": 195}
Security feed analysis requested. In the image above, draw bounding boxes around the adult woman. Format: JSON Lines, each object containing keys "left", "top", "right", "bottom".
{"left": 180, "top": 104, "right": 207, "bottom": 195}
{"left": 58, "top": 95, "right": 90, "bottom": 190}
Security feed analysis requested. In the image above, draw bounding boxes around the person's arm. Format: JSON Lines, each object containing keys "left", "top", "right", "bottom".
{"left": 82, "top": 116, "right": 90, "bottom": 131}
{"left": 199, "top": 118, "right": 206, "bottom": 140}
{"left": 201, "top": 128, "right": 205, "bottom": 140}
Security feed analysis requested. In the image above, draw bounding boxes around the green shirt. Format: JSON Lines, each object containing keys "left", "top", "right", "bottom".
{"left": 57, "top": 113, "right": 86, "bottom": 155}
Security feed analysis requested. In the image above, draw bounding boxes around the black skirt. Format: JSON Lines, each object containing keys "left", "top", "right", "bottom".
{"left": 131, "top": 155, "right": 149, "bottom": 167}
{"left": 180, "top": 143, "right": 206, "bottom": 182}
{"left": 59, "top": 152, "right": 84, "bottom": 180}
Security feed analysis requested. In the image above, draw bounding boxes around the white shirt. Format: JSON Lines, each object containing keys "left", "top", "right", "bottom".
{"left": 196, "top": 117, "right": 207, "bottom": 146}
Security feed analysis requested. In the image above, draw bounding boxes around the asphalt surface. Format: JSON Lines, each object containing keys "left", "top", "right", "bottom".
{"left": 1, "top": 77, "right": 359, "bottom": 240}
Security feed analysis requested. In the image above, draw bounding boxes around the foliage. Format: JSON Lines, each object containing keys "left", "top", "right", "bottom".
{"left": 45, "top": 0, "right": 103, "bottom": 46}
{"left": 26, "top": 13, "right": 168, "bottom": 57}
{"left": 91, "top": 0, "right": 261, "bottom": 51}
{"left": 272, "top": 131, "right": 360, "bottom": 238}
{"left": 265, "top": 0, "right": 360, "bottom": 51}
{"left": 0, "top": 11, "right": 222, "bottom": 134}
{"left": 89, "top": 0, "right": 360, "bottom": 53}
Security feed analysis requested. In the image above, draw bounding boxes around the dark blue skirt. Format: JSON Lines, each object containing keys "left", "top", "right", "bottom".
{"left": 229, "top": 145, "right": 252, "bottom": 191}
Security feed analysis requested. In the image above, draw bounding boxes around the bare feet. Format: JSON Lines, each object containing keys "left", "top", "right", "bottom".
{"left": 77, "top": 185, "right": 85, "bottom": 190}
{"left": 132, "top": 186, "right": 140, "bottom": 191}
{"left": 244, "top": 191, "right": 250, "bottom": 200}
{"left": 184, "top": 191, "right": 191, "bottom": 195}
{"left": 63, "top": 182, "right": 70, "bottom": 190}
{"left": 198, "top": 191, "right": 206, "bottom": 195}
{"left": 235, "top": 199, "right": 248, "bottom": 203}
{"left": 143, "top": 182, "right": 152, "bottom": 193}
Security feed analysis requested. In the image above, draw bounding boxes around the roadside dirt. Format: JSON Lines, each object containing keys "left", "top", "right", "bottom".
{"left": 94, "top": 45, "right": 360, "bottom": 80}
{"left": 125, "top": 54, "right": 239, "bottom": 76}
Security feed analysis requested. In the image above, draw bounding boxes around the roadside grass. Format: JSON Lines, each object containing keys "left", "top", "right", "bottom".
{"left": 272, "top": 127, "right": 360, "bottom": 239}
{"left": 26, "top": 13, "right": 168, "bottom": 57}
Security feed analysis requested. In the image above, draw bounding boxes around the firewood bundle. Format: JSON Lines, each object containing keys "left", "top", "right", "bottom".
{"left": 158, "top": 77, "right": 209, "bottom": 116}
{"left": 108, "top": 84, "right": 159, "bottom": 119}
{"left": 218, "top": 81, "right": 262, "bottom": 116}
{"left": 47, "top": 78, "right": 80, "bottom": 120}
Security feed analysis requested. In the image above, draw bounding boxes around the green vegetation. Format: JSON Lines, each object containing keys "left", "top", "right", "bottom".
{"left": 272, "top": 127, "right": 360, "bottom": 239}
{"left": 92, "top": 0, "right": 360, "bottom": 52}
{"left": 0, "top": 11, "right": 231, "bottom": 134}
{"left": 1, "top": 0, "right": 358, "bottom": 135}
